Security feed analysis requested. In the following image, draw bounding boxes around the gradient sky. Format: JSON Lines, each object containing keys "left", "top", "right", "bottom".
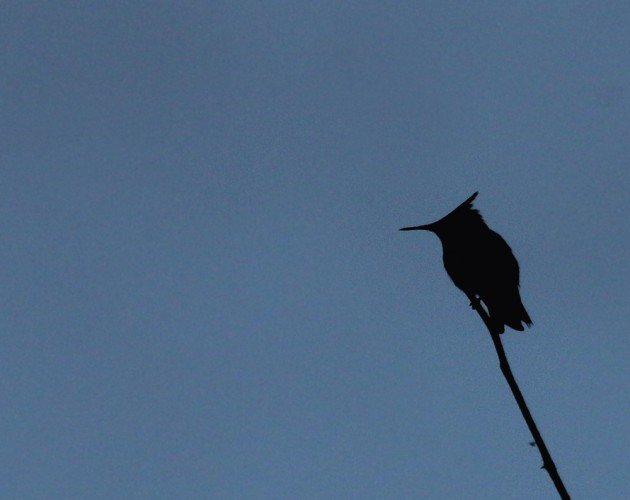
{"left": 1, "top": 2, "right": 628, "bottom": 499}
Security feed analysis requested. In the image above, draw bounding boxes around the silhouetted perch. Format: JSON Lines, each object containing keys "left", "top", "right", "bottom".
{"left": 470, "top": 299, "right": 570, "bottom": 499}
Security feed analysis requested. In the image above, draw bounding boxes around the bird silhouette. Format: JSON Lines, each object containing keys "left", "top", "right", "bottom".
{"left": 400, "top": 192, "right": 532, "bottom": 334}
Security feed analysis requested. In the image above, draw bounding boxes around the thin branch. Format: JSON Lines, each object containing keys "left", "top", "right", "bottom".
{"left": 470, "top": 300, "right": 570, "bottom": 499}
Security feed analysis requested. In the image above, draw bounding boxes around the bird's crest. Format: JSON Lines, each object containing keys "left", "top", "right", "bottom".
{"left": 436, "top": 191, "right": 485, "bottom": 227}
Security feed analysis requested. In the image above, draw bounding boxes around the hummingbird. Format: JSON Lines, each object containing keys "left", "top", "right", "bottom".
{"left": 400, "top": 192, "right": 532, "bottom": 334}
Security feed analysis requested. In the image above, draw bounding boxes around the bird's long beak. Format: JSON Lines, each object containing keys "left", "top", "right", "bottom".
{"left": 399, "top": 223, "right": 435, "bottom": 232}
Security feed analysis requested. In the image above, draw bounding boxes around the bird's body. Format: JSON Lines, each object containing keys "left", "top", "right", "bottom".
{"left": 401, "top": 192, "right": 532, "bottom": 334}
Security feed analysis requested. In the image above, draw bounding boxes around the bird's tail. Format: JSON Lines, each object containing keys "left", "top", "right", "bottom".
{"left": 521, "top": 304, "right": 533, "bottom": 328}
{"left": 504, "top": 301, "right": 532, "bottom": 331}
{"left": 486, "top": 289, "right": 532, "bottom": 333}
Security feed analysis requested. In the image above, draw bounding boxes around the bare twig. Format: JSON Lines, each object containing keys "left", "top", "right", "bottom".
{"left": 470, "top": 301, "right": 570, "bottom": 499}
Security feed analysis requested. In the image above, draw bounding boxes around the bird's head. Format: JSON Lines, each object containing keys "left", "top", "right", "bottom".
{"left": 399, "top": 191, "right": 481, "bottom": 237}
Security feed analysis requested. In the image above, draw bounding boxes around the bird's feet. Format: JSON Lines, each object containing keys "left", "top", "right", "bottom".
{"left": 469, "top": 296, "right": 481, "bottom": 310}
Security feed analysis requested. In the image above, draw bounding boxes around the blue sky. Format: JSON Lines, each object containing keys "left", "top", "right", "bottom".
{"left": 1, "top": 2, "right": 628, "bottom": 498}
